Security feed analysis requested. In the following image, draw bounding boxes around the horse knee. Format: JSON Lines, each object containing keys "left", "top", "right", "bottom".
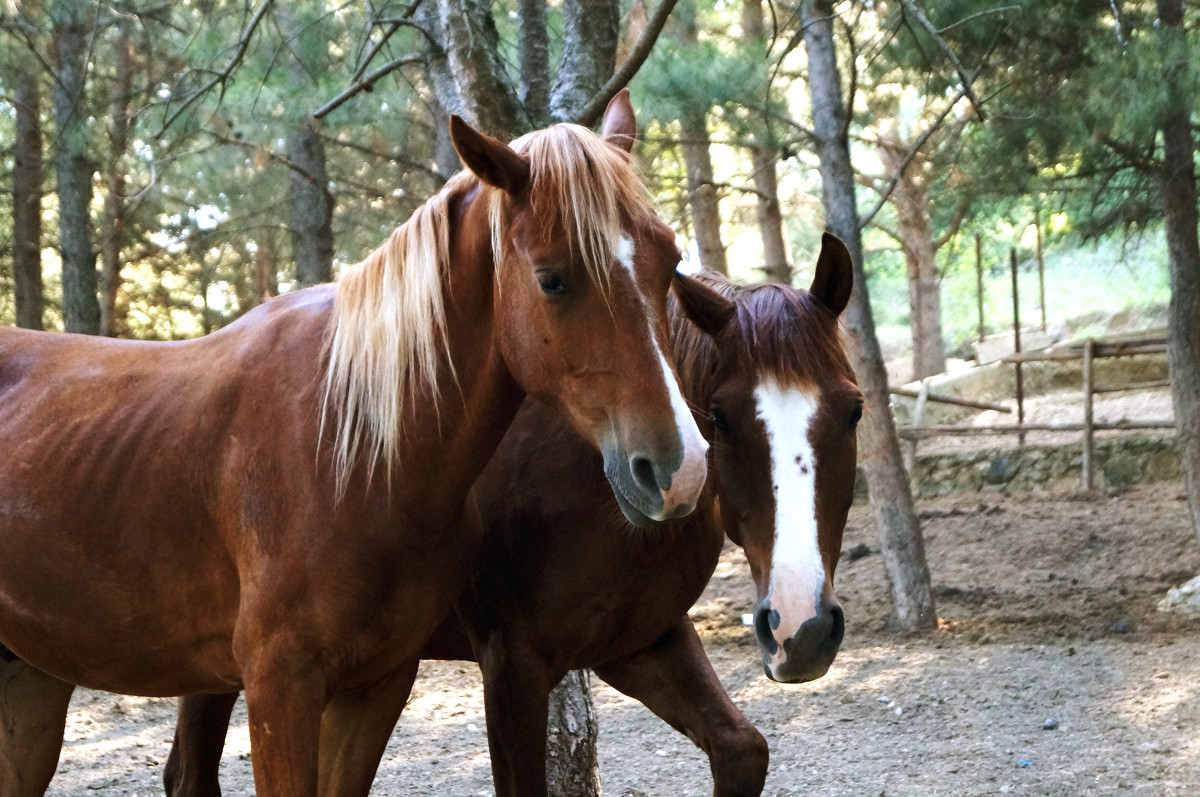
{"left": 709, "top": 724, "right": 769, "bottom": 797}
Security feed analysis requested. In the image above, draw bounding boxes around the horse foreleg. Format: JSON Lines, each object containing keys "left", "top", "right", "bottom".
{"left": 477, "top": 640, "right": 559, "bottom": 797}
{"left": 316, "top": 659, "right": 419, "bottom": 796}
{"left": 0, "top": 657, "right": 76, "bottom": 796}
{"left": 237, "top": 645, "right": 326, "bottom": 797}
{"left": 164, "top": 692, "right": 239, "bottom": 797}
{"left": 593, "top": 619, "right": 769, "bottom": 797}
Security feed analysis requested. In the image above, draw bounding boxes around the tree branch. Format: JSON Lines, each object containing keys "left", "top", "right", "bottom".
{"left": 206, "top": 129, "right": 336, "bottom": 206}
{"left": 858, "top": 89, "right": 966, "bottom": 230}
{"left": 932, "top": 189, "right": 973, "bottom": 250}
{"left": 574, "top": 0, "right": 680, "bottom": 128}
{"left": 156, "top": 0, "right": 273, "bottom": 137}
{"left": 895, "top": 0, "right": 986, "bottom": 120}
{"left": 350, "top": 1, "right": 424, "bottom": 82}
{"left": 313, "top": 53, "right": 424, "bottom": 119}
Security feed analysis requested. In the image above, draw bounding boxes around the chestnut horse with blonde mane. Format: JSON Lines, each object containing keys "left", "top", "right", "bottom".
{"left": 159, "top": 234, "right": 860, "bottom": 796}
{"left": 0, "top": 91, "right": 719, "bottom": 795}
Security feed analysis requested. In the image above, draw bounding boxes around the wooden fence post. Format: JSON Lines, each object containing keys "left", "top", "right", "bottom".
{"left": 905, "top": 378, "right": 930, "bottom": 474}
{"left": 1010, "top": 249, "right": 1025, "bottom": 446}
{"left": 975, "top": 232, "right": 985, "bottom": 343}
{"left": 1082, "top": 338, "right": 1095, "bottom": 491}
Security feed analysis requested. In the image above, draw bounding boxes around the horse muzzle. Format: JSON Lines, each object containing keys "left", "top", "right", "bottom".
{"left": 602, "top": 439, "right": 708, "bottom": 527}
{"left": 754, "top": 595, "right": 844, "bottom": 683}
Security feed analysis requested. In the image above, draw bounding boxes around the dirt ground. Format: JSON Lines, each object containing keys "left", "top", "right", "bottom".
{"left": 44, "top": 481, "right": 1200, "bottom": 796}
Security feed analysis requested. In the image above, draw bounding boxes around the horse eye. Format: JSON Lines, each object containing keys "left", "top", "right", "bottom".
{"left": 848, "top": 402, "right": 863, "bottom": 430}
{"left": 710, "top": 407, "right": 730, "bottom": 433}
{"left": 536, "top": 270, "right": 568, "bottom": 296}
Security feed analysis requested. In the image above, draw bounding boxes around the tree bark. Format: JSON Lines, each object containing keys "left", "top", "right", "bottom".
{"left": 436, "top": 0, "right": 528, "bottom": 139}
{"left": 518, "top": 0, "right": 550, "bottom": 125}
{"left": 680, "top": 108, "right": 728, "bottom": 276}
{"left": 877, "top": 136, "right": 946, "bottom": 378}
{"left": 801, "top": 0, "right": 935, "bottom": 631}
{"left": 545, "top": 670, "right": 602, "bottom": 797}
{"left": 51, "top": 0, "right": 100, "bottom": 334}
{"left": 100, "top": 20, "right": 133, "bottom": 337}
{"left": 743, "top": 0, "right": 791, "bottom": 284}
{"left": 749, "top": 144, "right": 790, "bottom": 284}
{"left": 277, "top": 5, "right": 334, "bottom": 288}
{"left": 286, "top": 122, "right": 334, "bottom": 287}
{"left": 1157, "top": 0, "right": 1200, "bottom": 545}
{"left": 427, "top": 89, "right": 463, "bottom": 181}
{"left": 549, "top": 0, "right": 619, "bottom": 123}
{"left": 676, "top": 8, "right": 727, "bottom": 276}
{"left": 12, "top": 30, "right": 45, "bottom": 331}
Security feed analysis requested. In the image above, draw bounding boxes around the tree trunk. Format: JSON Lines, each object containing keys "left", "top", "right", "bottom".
{"left": 517, "top": 0, "right": 551, "bottom": 125}
{"left": 100, "top": 21, "right": 133, "bottom": 337}
{"left": 51, "top": 0, "right": 100, "bottom": 334}
{"left": 877, "top": 138, "right": 946, "bottom": 378}
{"left": 743, "top": 0, "right": 791, "bottom": 284}
{"left": 549, "top": 0, "right": 619, "bottom": 123}
{"left": 1157, "top": 0, "right": 1200, "bottom": 545}
{"left": 255, "top": 233, "right": 279, "bottom": 304}
{"left": 545, "top": 670, "right": 602, "bottom": 797}
{"left": 286, "top": 122, "right": 334, "bottom": 287}
{"left": 801, "top": 0, "right": 935, "bottom": 631}
{"left": 680, "top": 108, "right": 728, "bottom": 275}
{"left": 12, "top": 33, "right": 45, "bottom": 331}
{"left": 427, "top": 90, "right": 463, "bottom": 181}
{"left": 436, "top": 0, "right": 528, "bottom": 139}
{"left": 749, "top": 143, "right": 790, "bottom": 284}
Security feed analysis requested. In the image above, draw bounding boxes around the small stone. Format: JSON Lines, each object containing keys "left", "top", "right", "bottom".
{"left": 1042, "top": 717, "right": 1060, "bottom": 730}
{"left": 844, "top": 543, "right": 871, "bottom": 561}
{"left": 1111, "top": 619, "right": 1133, "bottom": 634}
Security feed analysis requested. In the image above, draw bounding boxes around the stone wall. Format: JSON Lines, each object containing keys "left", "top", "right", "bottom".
{"left": 907, "top": 435, "right": 1180, "bottom": 498}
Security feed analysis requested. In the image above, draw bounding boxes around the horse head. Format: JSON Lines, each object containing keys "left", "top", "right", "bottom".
{"left": 450, "top": 91, "right": 708, "bottom": 525}
{"left": 672, "top": 233, "right": 861, "bottom": 683}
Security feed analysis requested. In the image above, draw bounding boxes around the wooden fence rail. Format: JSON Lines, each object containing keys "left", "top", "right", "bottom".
{"left": 896, "top": 333, "right": 1175, "bottom": 490}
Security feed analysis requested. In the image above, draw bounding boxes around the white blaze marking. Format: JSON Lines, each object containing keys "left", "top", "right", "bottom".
{"left": 754, "top": 379, "right": 823, "bottom": 668}
{"left": 616, "top": 235, "right": 707, "bottom": 516}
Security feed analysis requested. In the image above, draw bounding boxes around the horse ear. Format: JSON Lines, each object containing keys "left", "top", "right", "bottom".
{"left": 809, "top": 232, "right": 854, "bottom": 317}
{"left": 601, "top": 88, "right": 637, "bottom": 153}
{"left": 449, "top": 115, "right": 531, "bottom": 195}
{"left": 673, "top": 271, "right": 735, "bottom": 338}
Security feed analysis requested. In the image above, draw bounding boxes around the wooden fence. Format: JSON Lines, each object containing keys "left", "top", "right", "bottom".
{"left": 896, "top": 333, "right": 1176, "bottom": 491}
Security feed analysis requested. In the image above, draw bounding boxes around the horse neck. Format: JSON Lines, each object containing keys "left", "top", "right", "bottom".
{"left": 390, "top": 186, "right": 526, "bottom": 521}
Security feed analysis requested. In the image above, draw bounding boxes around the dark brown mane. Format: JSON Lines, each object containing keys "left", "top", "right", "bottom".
{"left": 669, "top": 272, "right": 848, "bottom": 400}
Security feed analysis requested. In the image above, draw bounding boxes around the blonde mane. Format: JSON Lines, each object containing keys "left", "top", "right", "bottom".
{"left": 322, "top": 123, "right": 658, "bottom": 497}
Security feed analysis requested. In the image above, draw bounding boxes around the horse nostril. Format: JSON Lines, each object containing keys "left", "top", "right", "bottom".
{"left": 753, "top": 602, "right": 780, "bottom": 656}
{"left": 827, "top": 603, "right": 845, "bottom": 646}
{"left": 630, "top": 454, "right": 660, "bottom": 494}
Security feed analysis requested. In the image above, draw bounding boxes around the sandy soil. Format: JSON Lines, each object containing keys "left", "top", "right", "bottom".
{"left": 44, "top": 483, "right": 1200, "bottom": 796}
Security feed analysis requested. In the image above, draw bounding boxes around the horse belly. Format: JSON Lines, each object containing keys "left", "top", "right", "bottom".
{"left": 0, "top": 505, "right": 242, "bottom": 695}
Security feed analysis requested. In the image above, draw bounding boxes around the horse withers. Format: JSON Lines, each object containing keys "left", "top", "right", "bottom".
{"left": 165, "top": 233, "right": 860, "bottom": 796}
{"left": 0, "top": 90, "right": 709, "bottom": 796}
